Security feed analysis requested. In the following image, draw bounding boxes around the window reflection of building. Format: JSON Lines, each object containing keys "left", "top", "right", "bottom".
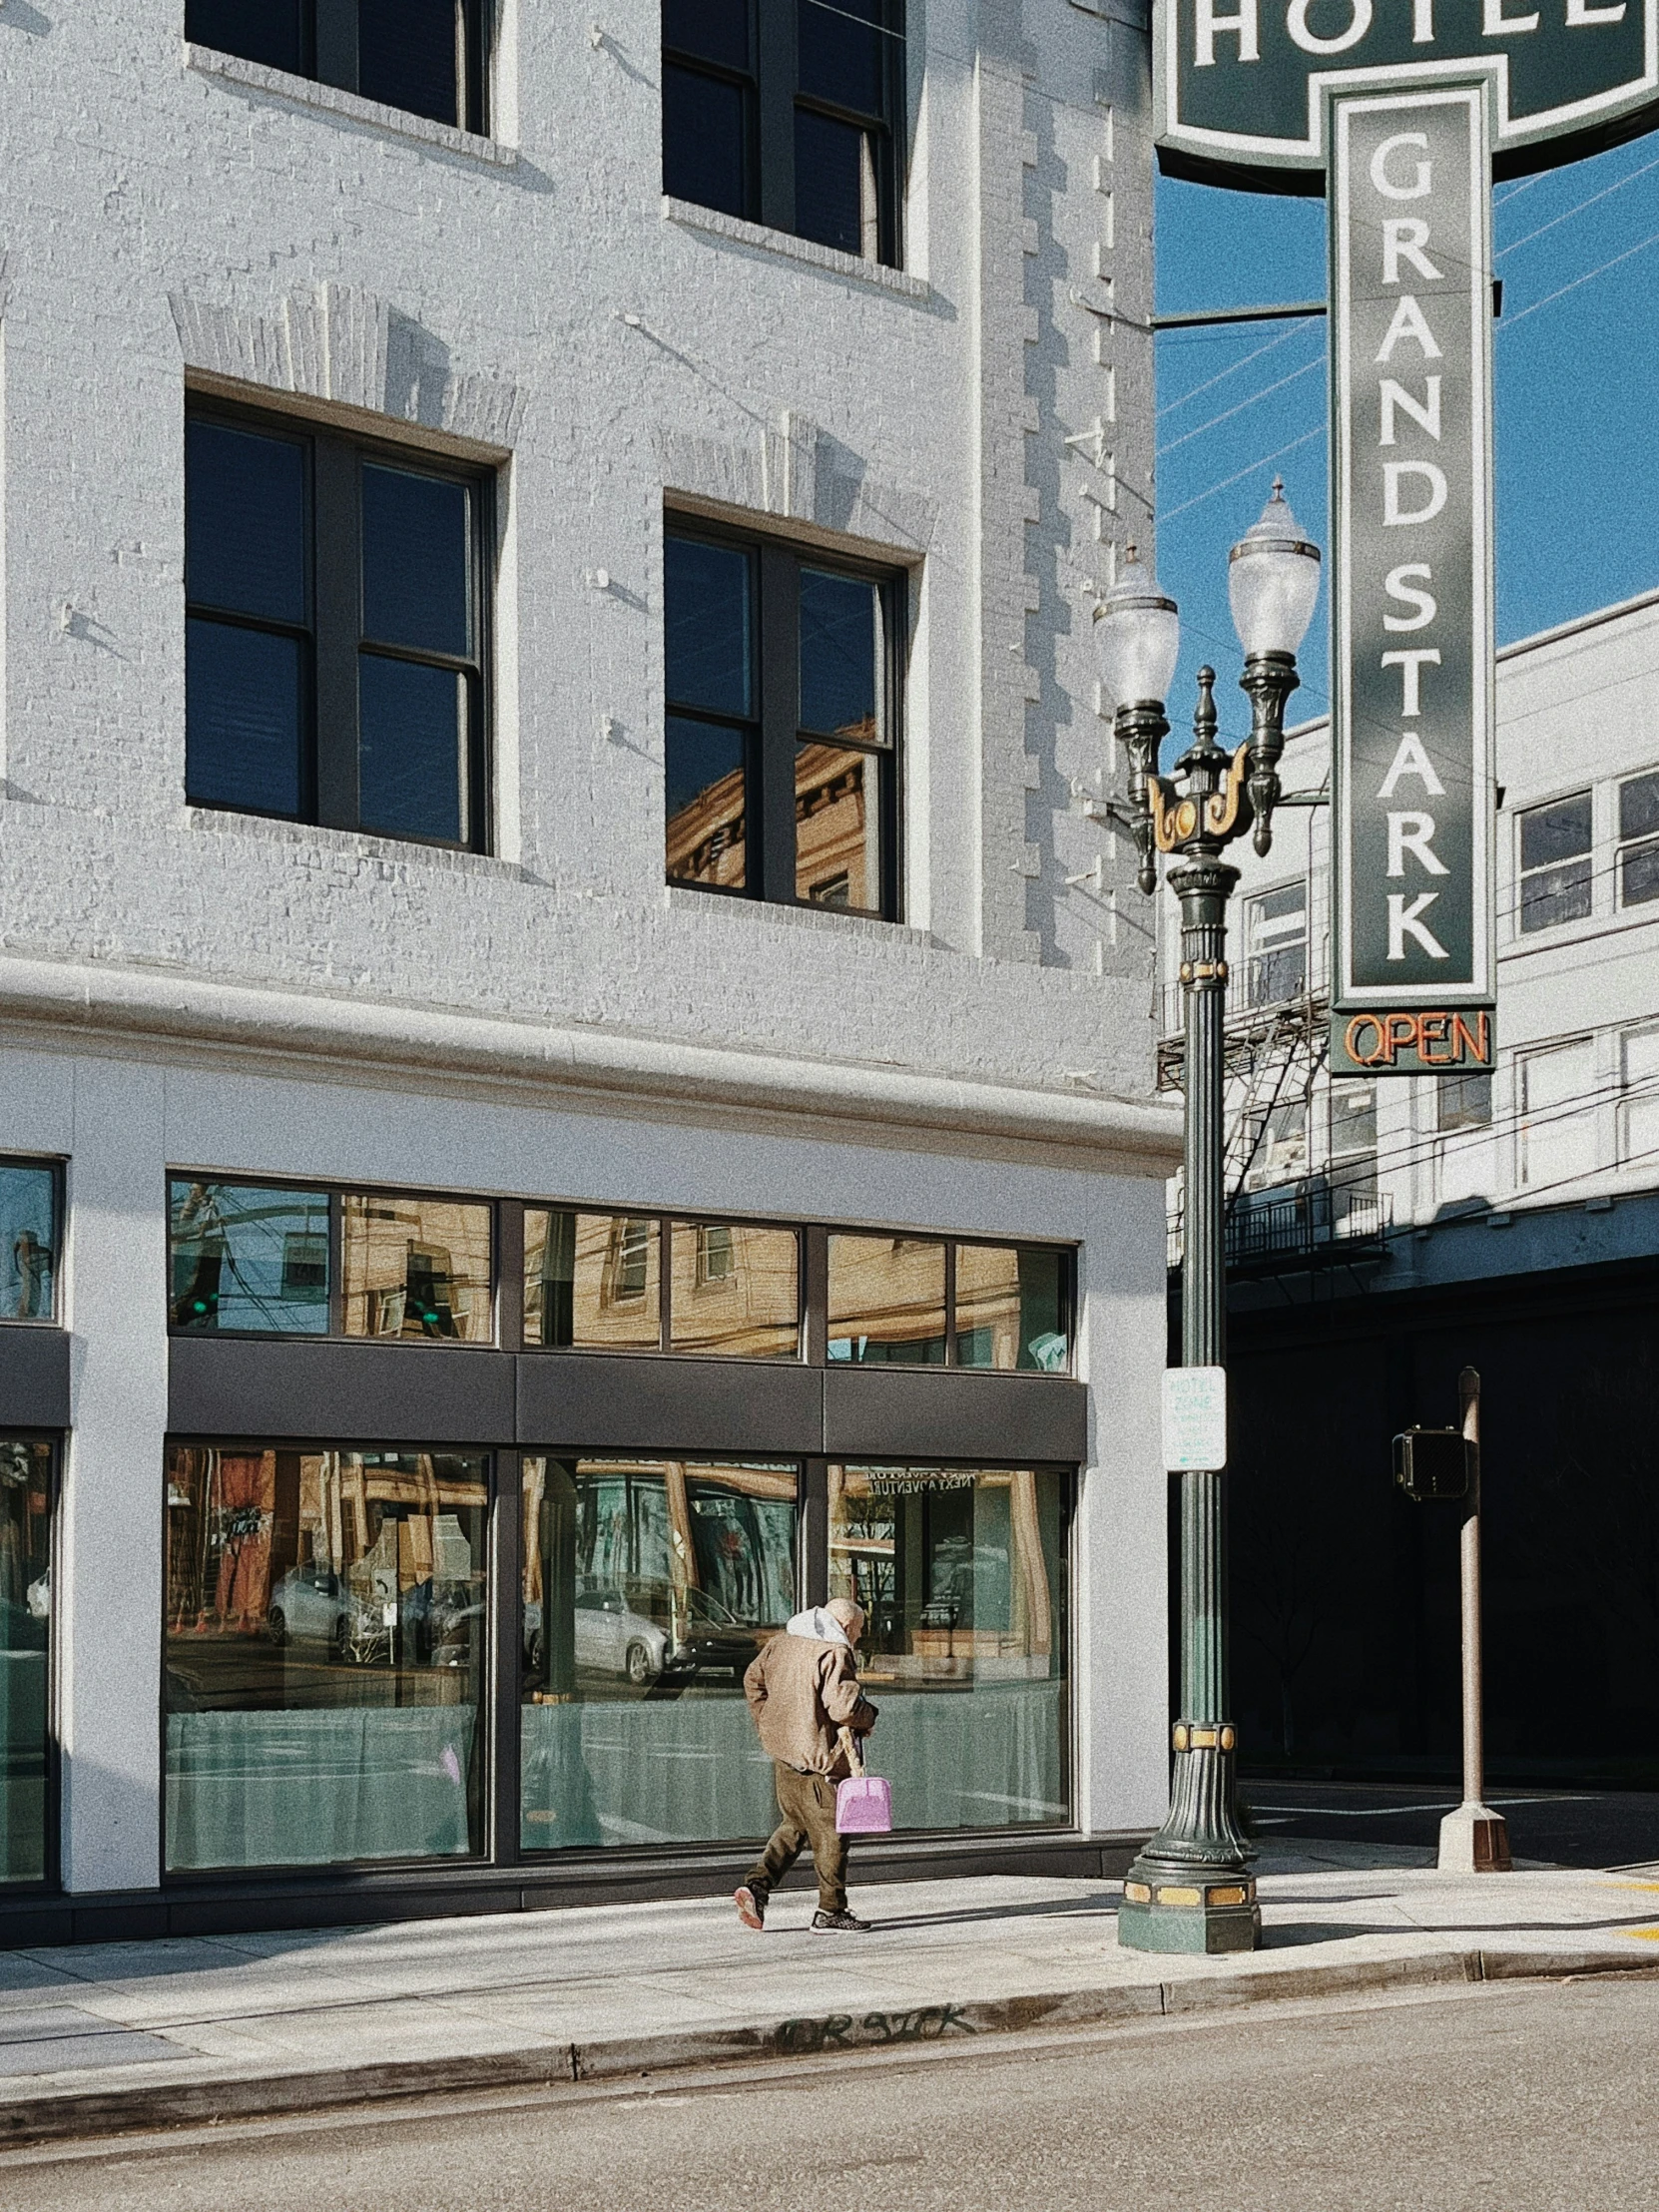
{"left": 666, "top": 759, "right": 747, "bottom": 888}
{"left": 670, "top": 1221, "right": 800, "bottom": 1356}
{"left": 795, "top": 741, "right": 878, "bottom": 909}
{"left": 1, "top": 1162, "right": 59, "bottom": 1324}
{"left": 827, "top": 1234, "right": 946, "bottom": 1364}
{"left": 340, "top": 1195, "right": 492, "bottom": 1342}
{"left": 526, "top": 1210, "right": 662, "bottom": 1348}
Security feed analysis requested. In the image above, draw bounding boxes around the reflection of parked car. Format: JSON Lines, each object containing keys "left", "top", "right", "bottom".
{"left": 267, "top": 1565, "right": 345, "bottom": 1648}
{"left": 633, "top": 1581, "right": 764, "bottom": 1683}
{"left": 573, "top": 1588, "right": 668, "bottom": 1684}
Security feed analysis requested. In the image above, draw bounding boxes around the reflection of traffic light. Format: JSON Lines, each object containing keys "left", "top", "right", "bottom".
{"left": 172, "top": 1252, "right": 223, "bottom": 1329}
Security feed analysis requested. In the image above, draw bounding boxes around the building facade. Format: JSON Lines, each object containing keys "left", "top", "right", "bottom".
{"left": 0, "top": 2, "right": 1179, "bottom": 1940}
{"left": 1157, "top": 589, "right": 1659, "bottom": 1781}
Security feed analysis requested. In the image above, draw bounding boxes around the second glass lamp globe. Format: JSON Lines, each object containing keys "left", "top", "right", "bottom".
{"left": 1092, "top": 545, "right": 1181, "bottom": 716}
{"left": 1228, "top": 478, "right": 1322, "bottom": 660}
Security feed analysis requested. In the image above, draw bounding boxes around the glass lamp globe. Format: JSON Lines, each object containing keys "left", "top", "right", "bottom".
{"left": 1228, "top": 479, "right": 1322, "bottom": 660}
{"left": 1092, "top": 545, "right": 1181, "bottom": 716}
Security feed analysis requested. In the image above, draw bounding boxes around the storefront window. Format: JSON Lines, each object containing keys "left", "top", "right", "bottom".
{"left": 953, "top": 1246, "right": 1072, "bottom": 1373}
{"left": 828, "top": 1464, "right": 1069, "bottom": 1830}
{"left": 1, "top": 1161, "right": 60, "bottom": 1324}
{"left": 827, "top": 1235, "right": 946, "bottom": 1364}
{"left": 170, "top": 1180, "right": 331, "bottom": 1335}
{"left": 524, "top": 1210, "right": 662, "bottom": 1349}
{"left": 340, "top": 1194, "right": 493, "bottom": 1342}
{"left": 520, "top": 1457, "right": 798, "bottom": 1848}
{"left": 1, "top": 1441, "right": 52, "bottom": 1883}
{"left": 669, "top": 1222, "right": 800, "bottom": 1357}
{"left": 164, "top": 1444, "right": 488, "bottom": 1870}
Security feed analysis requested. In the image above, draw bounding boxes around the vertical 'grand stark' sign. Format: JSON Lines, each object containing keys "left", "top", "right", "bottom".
{"left": 1330, "top": 86, "right": 1497, "bottom": 1077}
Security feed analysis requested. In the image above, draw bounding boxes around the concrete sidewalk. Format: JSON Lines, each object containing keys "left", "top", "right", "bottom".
{"left": 4, "top": 1844, "right": 1659, "bottom": 2146}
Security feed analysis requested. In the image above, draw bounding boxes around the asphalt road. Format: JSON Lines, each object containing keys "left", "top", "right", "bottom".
{"left": 6, "top": 1975, "right": 1657, "bottom": 2212}
{"left": 1245, "top": 1780, "right": 1659, "bottom": 1866}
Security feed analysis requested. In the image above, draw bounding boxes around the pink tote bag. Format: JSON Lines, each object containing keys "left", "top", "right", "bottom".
{"left": 834, "top": 1728, "right": 892, "bottom": 1834}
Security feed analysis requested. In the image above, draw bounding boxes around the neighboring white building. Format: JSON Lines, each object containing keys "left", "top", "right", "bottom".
{"left": 0, "top": 5, "right": 1179, "bottom": 1937}
{"left": 1157, "top": 585, "right": 1659, "bottom": 1295}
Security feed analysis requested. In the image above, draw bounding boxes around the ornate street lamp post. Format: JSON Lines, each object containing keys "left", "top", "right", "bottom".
{"left": 1100, "top": 482, "right": 1322, "bottom": 1956}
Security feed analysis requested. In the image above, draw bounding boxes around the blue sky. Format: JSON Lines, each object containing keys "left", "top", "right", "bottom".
{"left": 1152, "top": 136, "right": 1659, "bottom": 748}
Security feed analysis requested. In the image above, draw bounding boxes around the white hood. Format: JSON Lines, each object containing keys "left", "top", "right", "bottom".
{"left": 785, "top": 1605, "right": 851, "bottom": 1649}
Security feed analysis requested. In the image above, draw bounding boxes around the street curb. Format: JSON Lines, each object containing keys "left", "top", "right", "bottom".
{"left": 2, "top": 1943, "right": 1654, "bottom": 2149}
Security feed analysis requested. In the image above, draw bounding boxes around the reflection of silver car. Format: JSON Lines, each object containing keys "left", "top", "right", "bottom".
{"left": 573, "top": 1588, "right": 668, "bottom": 1684}
{"left": 267, "top": 1566, "right": 345, "bottom": 1647}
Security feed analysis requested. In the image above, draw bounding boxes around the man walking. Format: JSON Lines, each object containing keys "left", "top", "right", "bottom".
{"left": 736, "top": 1596, "right": 877, "bottom": 1934}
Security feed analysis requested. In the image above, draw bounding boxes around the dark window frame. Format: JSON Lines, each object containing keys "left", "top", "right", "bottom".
{"left": 185, "top": 394, "right": 494, "bottom": 854}
{"left": 663, "top": 0, "right": 906, "bottom": 267}
{"left": 1516, "top": 788, "right": 1593, "bottom": 936}
{"left": 0, "top": 1157, "right": 63, "bottom": 1329}
{"left": 186, "top": 0, "right": 491, "bottom": 136}
{"left": 1616, "top": 767, "right": 1659, "bottom": 911}
{"left": 664, "top": 513, "right": 906, "bottom": 920}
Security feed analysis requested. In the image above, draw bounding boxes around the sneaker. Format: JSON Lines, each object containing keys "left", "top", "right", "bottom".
{"left": 811, "top": 1908, "right": 871, "bottom": 1933}
{"left": 735, "top": 1886, "right": 766, "bottom": 1932}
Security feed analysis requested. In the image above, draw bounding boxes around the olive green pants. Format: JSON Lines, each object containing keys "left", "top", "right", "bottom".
{"left": 744, "top": 1763, "right": 848, "bottom": 1914}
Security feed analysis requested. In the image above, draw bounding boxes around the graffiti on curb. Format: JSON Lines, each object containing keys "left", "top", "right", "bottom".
{"left": 775, "top": 2005, "right": 976, "bottom": 2054}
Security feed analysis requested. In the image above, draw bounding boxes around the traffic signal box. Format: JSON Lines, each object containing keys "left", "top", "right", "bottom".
{"left": 1392, "top": 1428, "right": 1470, "bottom": 1503}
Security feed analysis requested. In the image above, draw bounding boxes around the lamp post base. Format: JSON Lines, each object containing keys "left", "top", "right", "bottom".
{"left": 1117, "top": 1865, "right": 1261, "bottom": 1954}
{"left": 1437, "top": 1802, "right": 1511, "bottom": 1874}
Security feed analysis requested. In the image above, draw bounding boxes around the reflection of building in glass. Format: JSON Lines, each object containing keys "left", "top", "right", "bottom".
{"left": 666, "top": 762, "right": 747, "bottom": 888}
{"left": 795, "top": 742, "right": 877, "bottom": 909}
{"left": 670, "top": 1222, "right": 799, "bottom": 1355}
{"left": 828, "top": 1235, "right": 946, "bottom": 1363}
{"left": 340, "top": 1196, "right": 492, "bottom": 1341}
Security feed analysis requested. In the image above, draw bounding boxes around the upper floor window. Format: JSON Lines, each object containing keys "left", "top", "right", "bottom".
{"left": 1243, "top": 881, "right": 1307, "bottom": 1007}
{"left": 186, "top": 0, "right": 490, "bottom": 133}
{"left": 1517, "top": 792, "right": 1591, "bottom": 934}
{"left": 1518, "top": 1037, "right": 1595, "bottom": 1189}
{"left": 1621, "top": 1026, "right": 1659, "bottom": 1168}
{"left": 0, "top": 1160, "right": 58, "bottom": 1325}
{"left": 1617, "top": 770, "right": 1659, "bottom": 911}
{"left": 664, "top": 522, "right": 901, "bottom": 917}
{"left": 186, "top": 405, "right": 491, "bottom": 850}
{"left": 1436, "top": 1068, "right": 1492, "bottom": 1132}
{"left": 663, "top": 0, "right": 904, "bottom": 266}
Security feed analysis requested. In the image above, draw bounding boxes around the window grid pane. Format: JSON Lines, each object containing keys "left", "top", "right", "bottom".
{"left": 165, "top": 1444, "right": 490, "bottom": 1872}
{"left": 0, "top": 1439, "right": 53, "bottom": 1884}
{"left": 1, "top": 1161, "right": 59, "bottom": 1324}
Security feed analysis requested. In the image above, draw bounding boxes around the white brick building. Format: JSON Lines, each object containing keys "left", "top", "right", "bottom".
{"left": 0, "top": 2, "right": 1178, "bottom": 1937}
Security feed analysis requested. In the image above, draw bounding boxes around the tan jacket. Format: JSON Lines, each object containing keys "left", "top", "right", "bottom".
{"left": 743, "top": 1629, "right": 878, "bottom": 1778}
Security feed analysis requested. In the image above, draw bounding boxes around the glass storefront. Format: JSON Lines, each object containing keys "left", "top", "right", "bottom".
{"left": 520, "top": 1457, "right": 799, "bottom": 1849}
{"left": 164, "top": 1445, "right": 489, "bottom": 1871}
{"left": 828, "top": 1464, "right": 1069, "bottom": 1831}
{"left": 1, "top": 1440, "right": 52, "bottom": 1884}
{"left": 154, "top": 1446, "right": 1070, "bottom": 1875}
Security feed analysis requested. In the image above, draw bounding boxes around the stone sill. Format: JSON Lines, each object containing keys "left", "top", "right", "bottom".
{"left": 183, "top": 42, "right": 520, "bottom": 172}
{"left": 663, "top": 197, "right": 931, "bottom": 303}
{"left": 185, "top": 806, "right": 529, "bottom": 884}
{"left": 666, "top": 881, "right": 937, "bottom": 951}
